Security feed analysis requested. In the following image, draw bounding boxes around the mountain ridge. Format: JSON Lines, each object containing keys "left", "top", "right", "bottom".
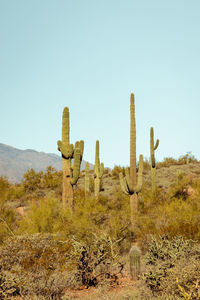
{"left": 0, "top": 143, "right": 92, "bottom": 183}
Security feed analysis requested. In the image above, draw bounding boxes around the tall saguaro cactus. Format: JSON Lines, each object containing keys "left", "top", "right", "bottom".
{"left": 94, "top": 140, "right": 104, "bottom": 198}
{"left": 85, "top": 161, "right": 90, "bottom": 197}
{"left": 57, "top": 107, "right": 84, "bottom": 209}
{"left": 119, "top": 93, "right": 143, "bottom": 225}
{"left": 150, "top": 127, "right": 159, "bottom": 192}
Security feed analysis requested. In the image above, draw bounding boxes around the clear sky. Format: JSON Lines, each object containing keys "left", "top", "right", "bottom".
{"left": 0, "top": 0, "right": 200, "bottom": 168}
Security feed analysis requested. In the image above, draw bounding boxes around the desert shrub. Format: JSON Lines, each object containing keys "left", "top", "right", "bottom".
{"left": 41, "top": 166, "right": 62, "bottom": 189}
{"left": 22, "top": 168, "right": 43, "bottom": 193}
{"left": 142, "top": 236, "right": 200, "bottom": 298}
{"left": 0, "top": 234, "right": 73, "bottom": 298}
{"left": 135, "top": 177, "right": 200, "bottom": 243}
{"left": 157, "top": 157, "right": 179, "bottom": 168}
{"left": 167, "top": 171, "right": 192, "bottom": 200}
{"left": 67, "top": 233, "right": 123, "bottom": 288}
{"left": 18, "top": 196, "right": 62, "bottom": 234}
{"left": 143, "top": 158, "right": 151, "bottom": 173}
{"left": 178, "top": 152, "right": 198, "bottom": 165}
{"left": 0, "top": 177, "right": 10, "bottom": 205}
{"left": 105, "top": 187, "right": 133, "bottom": 253}
{"left": 111, "top": 165, "right": 125, "bottom": 178}
{"left": 136, "top": 196, "right": 200, "bottom": 242}
{"left": 157, "top": 153, "right": 198, "bottom": 169}
{"left": 8, "top": 184, "right": 25, "bottom": 201}
{"left": 0, "top": 233, "right": 123, "bottom": 297}
{"left": 0, "top": 177, "right": 17, "bottom": 242}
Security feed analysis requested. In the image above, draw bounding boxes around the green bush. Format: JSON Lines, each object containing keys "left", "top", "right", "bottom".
{"left": 18, "top": 196, "right": 62, "bottom": 234}
{"left": 22, "top": 168, "right": 43, "bottom": 193}
{"left": 41, "top": 166, "right": 62, "bottom": 189}
{"left": 142, "top": 235, "right": 200, "bottom": 298}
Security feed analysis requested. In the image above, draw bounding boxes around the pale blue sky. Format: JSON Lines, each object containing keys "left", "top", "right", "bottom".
{"left": 0, "top": 0, "right": 200, "bottom": 168}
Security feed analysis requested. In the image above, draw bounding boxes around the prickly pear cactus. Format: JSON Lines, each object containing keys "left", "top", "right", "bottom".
{"left": 150, "top": 127, "right": 159, "bottom": 192}
{"left": 130, "top": 245, "right": 141, "bottom": 279}
{"left": 119, "top": 93, "right": 143, "bottom": 225}
{"left": 57, "top": 107, "right": 84, "bottom": 209}
{"left": 94, "top": 140, "right": 104, "bottom": 198}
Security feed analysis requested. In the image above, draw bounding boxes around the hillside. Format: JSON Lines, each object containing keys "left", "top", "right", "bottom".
{"left": 0, "top": 143, "right": 91, "bottom": 183}
{"left": 0, "top": 156, "right": 200, "bottom": 299}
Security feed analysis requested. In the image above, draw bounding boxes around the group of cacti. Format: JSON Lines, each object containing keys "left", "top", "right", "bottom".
{"left": 57, "top": 93, "right": 159, "bottom": 214}
{"left": 57, "top": 92, "right": 159, "bottom": 280}
{"left": 57, "top": 107, "right": 104, "bottom": 209}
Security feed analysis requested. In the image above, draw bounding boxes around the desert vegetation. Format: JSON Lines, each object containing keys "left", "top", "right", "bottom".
{"left": 0, "top": 93, "right": 200, "bottom": 299}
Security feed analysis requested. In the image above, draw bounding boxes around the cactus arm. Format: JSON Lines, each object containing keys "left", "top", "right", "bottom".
{"left": 85, "top": 162, "right": 90, "bottom": 195}
{"left": 57, "top": 141, "right": 74, "bottom": 158}
{"left": 125, "top": 168, "right": 134, "bottom": 194}
{"left": 135, "top": 155, "right": 143, "bottom": 193}
{"left": 71, "top": 146, "right": 81, "bottom": 185}
{"left": 150, "top": 127, "right": 159, "bottom": 192}
{"left": 154, "top": 139, "right": 159, "bottom": 150}
{"left": 119, "top": 173, "right": 129, "bottom": 195}
{"left": 99, "top": 162, "right": 104, "bottom": 178}
{"left": 79, "top": 140, "right": 84, "bottom": 158}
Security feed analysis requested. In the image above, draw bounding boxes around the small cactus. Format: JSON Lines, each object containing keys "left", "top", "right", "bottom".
{"left": 94, "top": 140, "right": 104, "bottom": 198}
{"left": 150, "top": 127, "right": 159, "bottom": 192}
{"left": 130, "top": 245, "right": 141, "bottom": 280}
{"left": 85, "top": 161, "right": 90, "bottom": 197}
{"left": 57, "top": 107, "right": 84, "bottom": 209}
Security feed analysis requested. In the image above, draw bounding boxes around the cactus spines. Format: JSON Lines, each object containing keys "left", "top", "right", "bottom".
{"left": 129, "top": 245, "right": 141, "bottom": 279}
{"left": 119, "top": 93, "right": 143, "bottom": 225}
{"left": 57, "top": 107, "right": 84, "bottom": 209}
{"left": 150, "top": 127, "right": 159, "bottom": 192}
{"left": 85, "top": 162, "right": 90, "bottom": 197}
{"left": 94, "top": 140, "right": 104, "bottom": 198}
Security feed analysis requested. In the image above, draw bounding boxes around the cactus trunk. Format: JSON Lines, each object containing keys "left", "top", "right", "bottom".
{"left": 150, "top": 127, "right": 159, "bottom": 192}
{"left": 94, "top": 140, "right": 104, "bottom": 198}
{"left": 119, "top": 93, "right": 143, "bottom": 227}
{"left": 130, "top": 93, "right": 137, "bottom": 187}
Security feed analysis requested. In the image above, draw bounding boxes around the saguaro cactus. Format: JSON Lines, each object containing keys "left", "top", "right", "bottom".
{"left": 57, "top": 107, "right": 84, "bottom": 209}
{"left": 119, "top": 93, "right": 143, "bottom": 225}
{"left": 150, "top": 127, "right": 159, "bottom": 192}
{"left": 94, "top": 140, "right": 104, "bottom": 198}
{"left": 129, "top": 245, "right": 141, "bottom": 279}
{"left": 85, "top": 161, "right": 90, "bottom": 197}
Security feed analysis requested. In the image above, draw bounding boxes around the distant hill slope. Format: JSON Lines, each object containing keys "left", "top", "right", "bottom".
{"left": 0, "top": 143, "right": 91, "bottom": 183}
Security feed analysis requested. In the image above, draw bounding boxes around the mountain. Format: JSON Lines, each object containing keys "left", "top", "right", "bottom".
{"left": 0, "top": 143, "right": 91, "bottom": 183}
